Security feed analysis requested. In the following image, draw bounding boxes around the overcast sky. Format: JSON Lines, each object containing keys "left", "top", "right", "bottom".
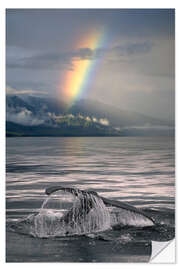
{"left": 6, "top": 9, "right": 175, "bottom": 122}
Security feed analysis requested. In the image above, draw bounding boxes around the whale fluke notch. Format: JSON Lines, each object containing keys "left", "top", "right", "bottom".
{"left": 45, "top": 185, "right": 155, "bottom": 225}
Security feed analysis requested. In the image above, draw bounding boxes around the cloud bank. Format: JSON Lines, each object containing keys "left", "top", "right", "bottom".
{"left": 6, "top": 107, "right": 45, "bottom": 126}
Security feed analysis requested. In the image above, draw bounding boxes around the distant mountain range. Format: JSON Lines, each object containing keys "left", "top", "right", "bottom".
{"left": 6, "top": 95, "right": 174, "bottom": 137}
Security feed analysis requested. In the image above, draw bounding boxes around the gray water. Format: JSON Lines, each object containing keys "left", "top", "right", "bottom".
{"left": 6, "top": 136, "right": 175, "bottom": 262}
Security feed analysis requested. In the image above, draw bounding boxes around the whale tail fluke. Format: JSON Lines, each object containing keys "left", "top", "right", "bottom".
{"left": 45, "top": 186, "right": 155, "bottom": 227}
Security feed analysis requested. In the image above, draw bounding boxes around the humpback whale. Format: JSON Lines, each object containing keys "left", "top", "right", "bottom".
{"left": 10, "top": 186, "right": 155, "bottom": 238}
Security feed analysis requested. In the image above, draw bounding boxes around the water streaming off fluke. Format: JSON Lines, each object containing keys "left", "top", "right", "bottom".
{"left": 11, "top": 190, "right": 111, "bottom": 238}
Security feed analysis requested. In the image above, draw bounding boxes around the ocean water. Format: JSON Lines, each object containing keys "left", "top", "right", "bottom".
{"left": 6, "top": 136, "right": 175, "bottom": 262}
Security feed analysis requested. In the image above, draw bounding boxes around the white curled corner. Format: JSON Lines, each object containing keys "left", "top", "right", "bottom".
{"left": 150, "top": 239, "right": 175, "bottom": 263}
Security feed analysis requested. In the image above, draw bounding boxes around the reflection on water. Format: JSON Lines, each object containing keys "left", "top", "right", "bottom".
{"left": 6, "top": 136, "right": 175, "bottom": 220}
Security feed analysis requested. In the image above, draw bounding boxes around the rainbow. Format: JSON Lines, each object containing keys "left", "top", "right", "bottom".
{"left": 61, "top": 30, "right": 105, "bottom": 107}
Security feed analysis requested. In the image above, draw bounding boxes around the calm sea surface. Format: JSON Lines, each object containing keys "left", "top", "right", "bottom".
{"left": 6, "top": 136, "right": 175, "bottom": 221}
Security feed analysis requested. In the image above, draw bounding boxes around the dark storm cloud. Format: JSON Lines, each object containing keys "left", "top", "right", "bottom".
{"left": 7, "top": 41, "right": 154, "bottom": 70}
{"left": 113, "top": 41, "right": 154, "bottom": 56}
{"left": 6, "top": 47, "right": 94, "bottom": 70}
